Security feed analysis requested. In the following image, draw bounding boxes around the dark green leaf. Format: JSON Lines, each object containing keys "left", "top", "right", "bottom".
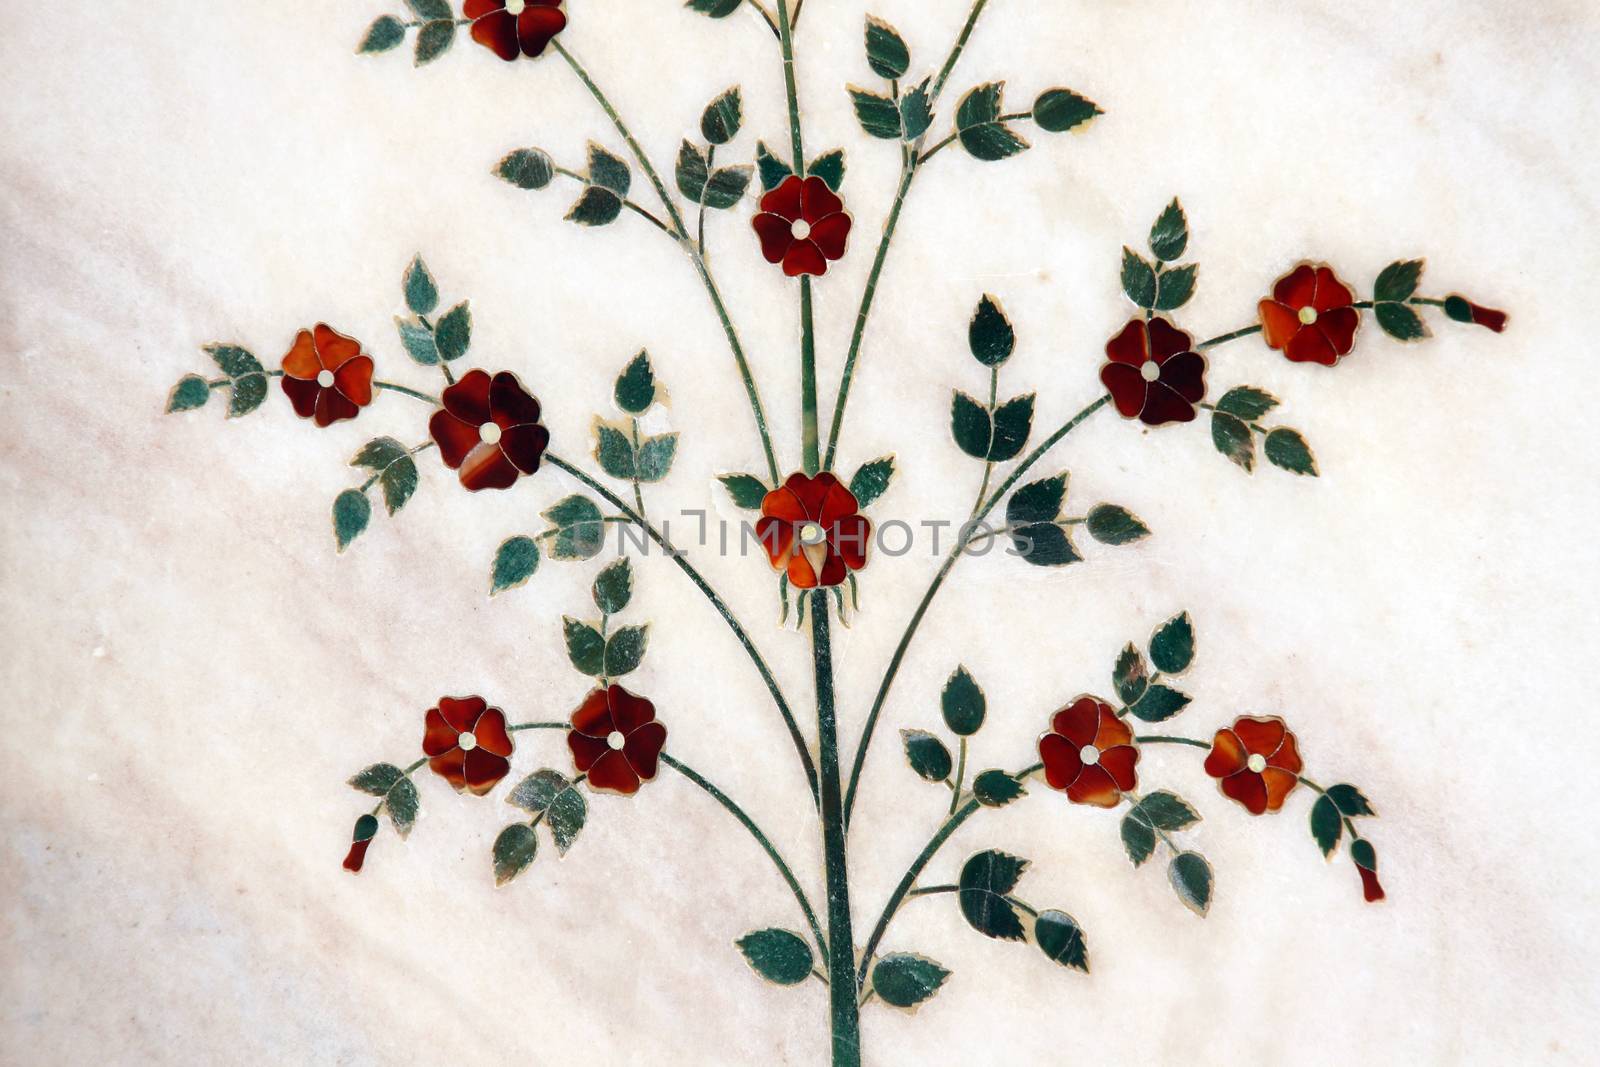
{"left": 973, "top": 769, "right": 1025, "bottom": 807}
{"left": 686, "top": 0, "right": 742, "bottom": 15}
{"left": 396, "top": 318, "right": 439, "bottom": 365}
{"left": 1006, "top": 473, "right": 1066, "bottom": 524}
{"left": 434, "top": 301, "right": 471, "bottom": 362}
{"left": 1113, "top": 643, "right": 1147, "bottom": 705}
{"left": 563, "top": 617, "right": 606, "bottom": 676}
{"left": 1351, "top": 838, "right": 1378, "bottom": 871}
{"left": 203, "top": 344, "right": 267, "bottom": 417}
{"left": 1133, "top": 791, "right": 1200, "bottom": 831}
{"left": 1264, "top": 428, "right": 1318, "bottom": 476}
{"left": 566, "top": 186, "right": 623, "bottom": 227}
{"left": 586, "top": 142, "right": 631, "bottom": 195}
{"left": 166, "top": 375, "right": 210, "bottom": 413}
{"left": 507, "top": 769, "right": 586, "bottom": 855}
{"left": 592, "top": 557, "right": 633, "bottom": 615}
{"left": 872, "top": 954, "right": 950, "bottom": 1009}
{"left": 864, "top": 15, "right": 910, "bottom": 78}
{"left": 676, "top": 140, "right": 709, "bottom": 202}
{"left": 604, "top": 625, "right": 649, "bottom": 676}
{"left": 1216, "top": 386, "right": 1279, "bottom": 422}
{"left": 719, "top": 473, "right": 769, "bottom": 509}
{"left": 701, "top": 166, "right": 752, "bottom": 210}
{"left": 614, "top": 351, "right": 656, "bottom": 413}
{"left": 1127, "top": 683, "right": 1190, "bottom": 722}
{"left": 807, "top": 149, "right": 845, "bottom": 192}
{"left": 1148, "top": 198, "right": 1188, "bottom": 261}
{"left": 1149, "top": 612, "right": 1195, "bottom": 674}
{"left": 493, "top": 823, "right": 538, "bottom": 886}
{"left": 1120, "top": 812, "right": 1157, "bottom": 866}
{"left": 940, "top": 665, "right": 986, "bottom": 736}
{"left": 1153, "top": 264, "right": 1198, "bottom": 311}
{"left": 849, "top": 87, "right": 902, "bottom": 139}
{"left": 349, "top": 763, "right": 403, "bottom": 796}
{"left": 1011, "top": 524, "right": 1080, "bottom": 567}
{"left": 351, "top": 437, "right": 419, "bottom": 516}
{"left": 543, "top": 495, "right": 606, "bottom": 561}
{"left": 204, "top": 343, "right": 261, "bottom": 381}
{"left": 227, "top": 372, "right": 267, "bottom": 417}
{"left": 413, "top": 18, "right": 455, "bottom": 64}
{"left": 404, "top": 0, "right": 451, "bottom": 19}
{"left": 496, "top": 147, "right": 555, "bottom": 190}
{"left": 594, "top": 423, "right": 636, "bottom": 479}
{"left": 958, "top": 850, "right": 1029, "bottom": 941}
{"left": 1375, "top": 301, "right": 1427, "bottom": 342}
{"left": 899, "top": 81, "right": 934, "bottom": 140}
{"left": 385, "top": 777, "right": 418, "bottom": 838}
{"left": 755, "top": 141, "right": 793, "bottom": 191}
{"left": 1374, "top": 259, "right": 1424, "bottom": 303}
{"left": 1086, "top": 504, "right": 1149, "bottom": 546}
{"left": 403, "top": 256, "right": 439, "bottom": 315}
{"left": 1168, "top": 851, "right": 1213, "bottom": 916}
{"left": 736, "top": 928, "right": 813, "bottom": 986}
{"left": 968, "top": 295, "right": 1014, "bottom": 367}
{"left": 358, "top": 15, "right": 407, "bottom": 53}
{"left": 635, "top": 433, "right": 678, "bottom": 483}
{"left": 957, "top": 83, "right": 1030, "bottom": 161}
{"left": 950, "top": 390, "right": 991, "bottom": 459}
{"left": 701, "top": 86, "right": 743, "bottom": 145}
{"left": 1120, "top": 247, "right": 1157, "bottom": 308}
{"left": 848, "top": 455, "right": 894, "bottom": 508}
{"left": 1211, "top": 410, "right": 1255, "bottom": 472}
{"left": 332, "top": 489, "right": 371, "bottom": 552}
{"left": 1326, "top": 783, "right": 1376, "bottom": 818}
{"left": 1034, "top": 910, "right": 1089, "bottom": 972}
{"left": 1310, "top": 794, "right": 1342, "bottom": 858}
{"left": 490, "top": 535, "right": 541, "bottom": 595}
{"left": 900, "top": 729, "right": 952, "bottom": 782}
{"left": 507, "top": 768, "right": 570, "bottom": 814}
{"left": 987, "top": 393, "right": 1034, "bottom": 461}
{"left": 1032, "top": 87, "right": 1101, "bottom": 133}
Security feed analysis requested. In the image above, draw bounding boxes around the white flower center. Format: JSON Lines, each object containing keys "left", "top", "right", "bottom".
{"left": 607, "top": 730, "right": 626, "bottom": 751}
{"left": 479, "top": 421, "right": 503, "bottom": 445}
{"left": 1078, "top": 744, "right": 1100, "bottom": 766}
{"left": 458, "top": 732, "right": 478, "bottom": 752}
{"left": 1247, "top": 753, "right": 1267, "bottom": 773}
{"left": 316, "top": 369, "right": 335, "bottom": 388}
{"left": 1298, "top": 305, "right": 1319, "bottom": 325}
{"left": 798, "top": 521, "right": 827, "bottom": 546}
{"left": 1139, "top": 361, "right": 1160, "bottom": 383}
{"left": 790, "top": 219, "right": 812, "bottom": 240}
{"left": 505, "top": 0, "right": 526, "bottom": 14}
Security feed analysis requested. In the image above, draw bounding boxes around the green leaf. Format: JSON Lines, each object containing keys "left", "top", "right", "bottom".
{"left": 1310, "top": 794, "right": 1342, "bottom": 858}
{"left": 987, "top": 394, "right": 1034, "bottom": 462}
{"left": 1120, "top": 812, "right": 1157, "bottom": 866}
{"left": 940, "top": 665, "right": 986, "bottom": 736}
{"left": 1264, "top": 428, "right": 1318, "bottom": 476}
{"left": 563, "top": 617, "right": 606, "bottom": 676}
{"left": 900, "top": 729, "right": 953, "bottom": 782}
{"left": 166, "top": 375, "right": 210, "bottom": 413}
{"left": 1032, "top": 87, "right": 1101, "bottom": 133}
{"left": 614, "top": 350, "right": 656, "bottom": 413}
{"left": 701, "top": 86, "right": 743, "bottom": 145}
{"left": 950, "top": 390, "right": 991, "bottom": 459}
{"left": 1120, "top": 247, "right": 1157, "bottom": 308}
{"left": 413, "top": 17, "right": 455, "bottom": 64}
{"left": 864, "top": 15, "right": 910, "bottom": 78}
{"left": 872, "top": 954, "right": 950, "bottom": 1009}
{"left": 1134, "top": 791, "right": 1200, "bottom": 831}
{"left": 351, "top": 437, "right": 418, "bottom": 515}
{"left": 404, "top": 0, "right": 451, "bottom": 19}
{"left": 403, "top": 256, "right": 438, "bottom": 315}
{"left": 735, "top": 929, "right": 814, "bottom": 986}
{"left": 566, "top": 186, "right": 623, "bottom": 227}
{"left": 496, "top": 147, "right": 555, "bottom": 190}
{"left": 848, "top": 456, "right": 894, "bottom": 509}
{"left": 807, "top": 149, "right": 845, "bottom": 192}
{"left": 968, "top": 294, "right": 1015, "bottom": 367}
{"left": 543, "top": 494, "right": 606, "bottom": 560}
{"left": 349, "top": 763, "right": 403, "bottom": 796}
{"left": 1113, "top": 643, "right": 1148, "bottom": 705}
{"left": 1127, "top": 683, "right": 1190, "bottom": 723}
{"left": 1148, "top": 198, "right": 1188, "bottom": 261}
{"left": 675, "top": 140, "right": 709, "bottom": 202}
{"left": 1326, "top": 783, "right": 1376, "bottom": 818}
{"left": 1351, "top": 838, "right": 1378, "bottom": 871}
{"left": 604, "top": 625, "right": 649, "bottom": 677}
{"left": 434, "top": 301, "right": 471, "bottom": 362}
{"left": 719, "top": 473, "right": 769, "bottom": 509}
{"left": 1011, "top": 523, "right": 1080, "bottom": 567}
{"left": 507, "top": 769, "right": 587, "bottom": 855}
{"left": 850, "top": 87, "right": 903, "bottom": 139}
{"left": 958, "top": 850, "right": 1029, "bottom": 941}
{"left": 396, "top": 318, "right": 439, "bottom": 365}
{"left": 701, "top": 166, "right": 752, "bottom": 210}
{"left": 586, "top": 142, "right": 631, "bottom": 195}
{"left": 594, "top": 423, "right": 637, "bottom": 479}
{"left": 1376, "top": 301, "right": 1427, "bottom": 342}
{"left": 358, "top": 15, "right": 406, "bottom": 54}
{"left": 1211, "top": 410, "right": 1255, "bottom": 472}
{"left": 1034, "top": 910, "right": 1089, "bottom": 972}
{"left": 385, "top": 777, "right": 419, "bottom": 838}
{"left": 490, "top": 535, "right": 541, "bottom": 595}
{"left": 1374, "top": 258, "right": 1424, "bottom": 303}
{"left": 332, "top": 489, "right": 371, "bottom": 553}
{"left": 899, "top": 81, "right": 934, "bottom": 140}
{"left": 1153, "top": 264, "right": 1198, "bottom": 311}
{"left": 686, "top": 0, "right": 742, "bottom": 15}
{"left": 1007, "top": 473, "right": 1066, "bottom": 524}
{"left": 205, "top": 343, "right": 261, "bottom": 381}
{"left": 1216, "top": 386, "right": 1279, "bottom": 422}
{"left": 957, "top": 82, "right": 1029, "bottom": 160}
{"left": 493, "top": 823, "right": 538, "bottom": 886}
{"left": 203, "top": 344, "right": 267, "bottom": 417}
{"left": 1168, "top": 851, "right": 1213, "bottom": 916}
{"left": 1149, "top": 611, "right": 1195, "bottom": 674}
{"left": 755, "top": 141, "right": 793, "bottom": 191}
{"left": 592, "top": 557, "right": 633, "bottom": 615}
{"left": 1086, "top": 504, "right": 1149, "bottom": 546}
{"left": 635, "top": 433, "right": 679, "bottom": 483}
{"left": 973, "top": 769, "right": 1025, "bottom": 807}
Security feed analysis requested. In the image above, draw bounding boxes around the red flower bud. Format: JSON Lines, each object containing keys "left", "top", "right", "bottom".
{"left": 343, "top": 814, "right": 379, "bottom": 873}
{"left": 1443, "top": 295, "right": 1508, "bottom": 333}
{"left": 1350, "top": 837, "right": 1384, "bottom": 902}
{"left": 1358, "top": 863, "right": 1386, "bottom": 903}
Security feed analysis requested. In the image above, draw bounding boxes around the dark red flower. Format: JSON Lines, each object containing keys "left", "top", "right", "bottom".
{"left": 1037, "top": 696, "right": 1140, "bottom": 808}
{"left": 1203, "top": 715, "right": 1303, "bottom": 815}
{"left": 751, "top": 176, "right": 852, "bottom": 277}
{"left": 1100, "top": 317, "right": 1207, "bottom": 426}
{"left": 465, "top": 0, "right": 566, "bottom": 61}
{"left": 342, "top": 813, "right": 378, "bottom": 873}
{"left": 429, "top": 369, "right": 550, "bottom": 491}
{"left": 281, "top": 324, "right": 374, "bottom": 427}
{"left": 423, "top": 696, "right": 515, "bottom": 795}
{"left": 756, "top": 472, "right": 870, "bottom": 589}
{"left": 1258, "top": 264, "right": 1361, "bottom": 366}
{"left": 567, "top": 685, "right": 667, "bottom": 796}
{"left": 1444, "top": 294, "right": 1508, "bottom": 333}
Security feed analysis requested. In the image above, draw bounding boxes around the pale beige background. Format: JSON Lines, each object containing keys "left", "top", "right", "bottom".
{"left": 3, "top": 1, "right": 1598, "bottom": 1063}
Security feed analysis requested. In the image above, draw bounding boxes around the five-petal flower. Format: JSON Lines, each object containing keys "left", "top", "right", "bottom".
{"left": 280, "top": 324, "right": 374, "bottom": 427}
{"left": 751, "top": 176, "right": 852, "bottom": 277}
{"left": 429, "top": 369, "right": 550, "bottom": 491}
{"left": 1038, "top": 696, "right": 1140, "bottom": 807}
{"left": 423, "top": 695, "right": 515, "bottom": 796}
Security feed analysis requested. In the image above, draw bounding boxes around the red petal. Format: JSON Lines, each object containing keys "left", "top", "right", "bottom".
{"left": 429, "top": 411, "right": 480, "bottom": 469}
{"left": 281, "top": 329, "right": 320, "bottom": 378}
{"left": 332, "top": 356, "right": 374, "bottom": 407}
{"left": 783, "top": 240, "right": 828, "bottom": 277}
{"left": 281, "top": 375, "right": 320, "bottom": 419}
{"left": 800, "top": 176, "right": 844, "bottom": 223}
{"left": 817, "top": 477, "right": 860, "bottom": 526}
{"left": 422, "top": 707, "right": 460, "bottom": 757}
{"left": 489, "top": 371, "right": 541, "bottom": 427}
{"left": 1258, "top": 300, "right": 1300, "bottom": 350}
{"left": 473, "top": 707, "right": 514, "bottom": 757}
{"left": 1097, "top": 745, "right": 1139, "bottom": 791}
{"left": 751, "top": 213, "right": 795, "bottom": 264}
{"left": 1203, "top": 729, "right": 1246, "bottom": 778}
{"left": 1038, "top": 732, "right": 1082, "bottom": 791}
{"left": 570, "top": 688, "right": 615, "bottom": 736}
{"left": 1147, "top": 317, "right": 1195, "bottom": 361}
{"left": 754, "top": 516, "right": 794, "bottom": 568}
{"left": 759, "top": 176, "right": 804, "bottom": 220}
{"left": 1359, "top": 864, "right": 1386, "bottom": 902}
{"left": 787, "top": 549, "right": 819, "bottom": 589}
{"left": 1272, "top": 264, "right": 1318, "bottom": 308}
{"left": 815, "top": 549, "right": 848, "bottom": 587}
{"left": 1052, "top": 697, "right": 1104, "bottom": 747}
{"left": 1317, "top": 307, "right": 1360, "bottom": 356}
{"left": 428, "top": 749, "right": 468, "bottom": 791}
{"left": 463, "top": 0, "right": 506, "bottom": 18}
{"left": 458, "top": 442, "right": 521, "bottom": 491}
{"left": 608, "top": 685, "right": 656, "bottom": 734}
{"left": 1232, "top": 716, "right": 1285, "bottom": 756}
{"left": 463, "top": 749, "right": 510, "bottom": 795}
{"left": 1100, "top": 363, "right": 1147, "bottom": 419}
{"left": 761, "top": 482, "right": 808, "bottom": 522}
{"left": 1310, "top": 267, "right": 1354, "bottom": 312}
{"left": 1284, "top": 325, "right": 1338, "bottom": 366}
{"left": 516, "top": 6, "right": 566, "bottom": 57}
{"left": 342, "top": 838, "right": 372, "bottom": 873}
{"left": 586, "top": 749, "right": 641, "bottom": 795}
{"left": 1468, "top": 301, "right": 1508, "bottom": 332}
{"left": 623, "top": 721, "right": 667, "bottom": 783}
{"left": 1220, "top": 770, "right": 1268, "bottom": 815}
{"left": 1104, "top": 319, "right": 1150, "bottom": 367}
{"left": 469, "top": 10, "right": 520, "bottom": 61}
{"left": 1093, "top": 711, "right": 1133, "bottom": 749}
{"left": 313, "top": 324, "right": 362, "bottom": 369}
{"left": 1138, "top": 380, "right": 1198, "bottom": 426}
{"left": 1270, "top": 730, "right": 1303, "bottom": 773}
{"left": 1066, "top": 764, "right": 1122, "bottom": 807}
{"left": 499, "top": 423, "right": 549, "bottom": 474}
{"left": 809, "top": 213, "right": 851, "bottom": 261}
{"left": 442, "top": 369, "right": 492, "bottom": 426}
{"left": 829, "top": 514, "right": 870, "bottom": 571}
{"left": 1260, "top": 767, "right": 1299, "bottom": 812}
{"left": 438, "top": 696, "right": 485, "bottom": 733}
{"left": 567, "top": 729, "right": 610, "bottom": 775}
{"left": 1157, "top": 350, "right": 1207, "bottom": 403}
{"left": 313, "top": 387, "right": 360, "bottom": 428}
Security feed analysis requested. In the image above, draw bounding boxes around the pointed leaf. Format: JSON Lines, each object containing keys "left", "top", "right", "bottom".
{"left": 1211, "top": 410, "right": 1255, "bottom": 471}
{"left": 332, "top": 489, "right": 371, "bottom": 552}
{"left": 807, "top": 149, "right": 845, "bottom": 192}
{"left": 614, "top": 350, "right": 656, "bottom": 413}
{"left": 940, "top": 665, "right": 986, "bottom": 736}
{"left": 566, "top": 186, "right": 623, "bottom": 227}
{"left": 396, "top": 318, "right": 439, "bottom": 365}
{"left": 719, "top": 473, "right": 768, "bottom": 509}
{"left": 987, "top": 393, "right": 1033, "bottom": 461}
{"left": 958, "top": 850, "right": 1028, "bottom": 941}
{"left": 434, "top": 301, "right": 471, "bottom": 362}
{"left": 1134, "top": 790, "right": 1200, "bottom": 831}
{"left": 848, "top": 455, "right": 894, "bottom": 509}
{"left": 1148, "top": 198, "right": 1188, "bottom": 261}
{"left": 864, "top": 15, "right": 910, "bottom": 78}
{"left": 604, "top": 624, "right": 649, "bottom": 676}
{"left": 701, "top": 86, "right": 743, "bottom": 145}
{"left": 701, "top": 166, "right": 752, "bottom": 210}
{"left": 543, "top": 495, "right": 606, "bottom": 561}
{"left": 1149, "top": 612, "right": 1195, "bottom": 674}
{"left": 957, "top": 83, "right": 1029, "bottom": 160}
{"left": 1375, "top": 301, "right": 1427, "bottom": 342}
{"left": 1215, "top": 386, "right": 1278, "bottom": 422}
{"left": 900, "top": 729, "right": 952, "bottom": 782}
{"left": 1168, "top": 851, "right": 1213, "bottom": 916}
{"left": 899, "top": 80, "right": 934, "bottom": 140}
{"left": 973, "top": 769, "right": 1025, "bottom": 807}
{"left": 592, "top": 557, "right": 633, "bottom": 615}
{"left": 1034, "top": 910, "right": 1089, "bottom": 972}
{"left": 872, "top": 954, "right": 950, "bottom": 1009}
{"left": 496, "top": 147, "right": 554, "bottom": 189}
{"left": 1120, "top": 247, "right": 1157, "bottom": 308}
{"left": 359, "top": 15, "right": 407, "bottom": 53}
{"left": 1153, "top": 264, "right": 1198, "bottom": 311}
{"left": 1374, "top": 259, "right": 1424, "bottom": 303}
{"left": 755, "top": 141, "right": 793, "bottom": 191}
{"left": 563, "top": 617, "right": 606, "bottom": 676}
{"left": 736, "top": 928, "right": 814, "bottom": 986}
{"left": 1006, "top": 473, "right": 1066, "bottom": 524}
{"left": 385, "top": 777, "right": 419, "bottom": 838}
{"left": 1264, "top": 428, "right": 1318, "bottom": 476}
{"left": 493, "top": 823, "right": 538, "bottom": 886}
{"left": 166, "top": 375, "right": 210, "bottom": 413}
{"left": 950, "top": 390, "right": 992, "bottom": 459}
{"left": 594, "top": 423, "right": 636, "bottom": 479}
{"left": 1127, "top": 683, "right": 1190, "bottom": 723}
{"left": 586, "top": 143, "right": 631, "bottom": 195}
{"left": 1311, "top": 794, "right": 1342, "bottom": 858}
{"left": 1113, "top": 643, "right": 1148, "bottom": 705}
{"left": 403, "top": 256, "right": 439, "bottom": 315}
{"left": 1032, "top": 87, "right": 1101, "bottom": 132}
{"left": 1011, "top": 523, "right": 1080, "bottom": 567}
{"left": 349, "top": 763, "right": 403, "bottom": 796}
{"left": 968, "top": 294, "right": 1014, "bottom": 367}
{"left": 1120, "top": 812, "right": 1157, "bottom": 866}
{"left": 635, "top": 433, "right": 678, "bottom": 483}
{"left": 675, "top": 140, "right": 709, "bottom": 202}
{"left": 849, "top": 87, "right": 903, "bottom": 139}
{"left": 1327, "top": 783, "right": 1376, "bottom": 818}
{"left": 490, "top": 535, "right": 541, "bottom": 595}
{"left": 1086, "top": 504, "right": 1149, "bottom": 546}
{"left": 413, "top": 18, "right": 455, "bottom": 65}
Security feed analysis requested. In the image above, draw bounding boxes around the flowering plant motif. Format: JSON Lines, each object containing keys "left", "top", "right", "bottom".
{"left": 167, "top": 4, "right": 1510, "bottom": 1062}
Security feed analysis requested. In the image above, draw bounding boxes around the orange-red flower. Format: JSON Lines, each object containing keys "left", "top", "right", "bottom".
{"left": 281, "top": 324, "right": 374, "bottom": 427}
{"left": 756, "top": 473, "right": 870, "bottom": 589}
{"left": 1259, "top": 264, "right": 1361, "bottom": 366}
{"left": 1037, "top": 696, "right": 1140, "bottom": 807}
{"left": 1100, "top": 317, "right": 1207, "bottom": 426}
{"left": 423, "top": 696, "right": 515, "bottom": 795}
{"left": 429, "top": 369, "right": 550, "bottom": 492}
{"left": 567, "top": 685, "right": 667, "bottom": 796}
{"left": 1203, "top": 715, "right": 1302, "bottom": 814}
{"left": 751, "top": 176, "right": 852, "bottom": 277}
{"left": 465, "top": 0, "right": 566, "bottom": 61}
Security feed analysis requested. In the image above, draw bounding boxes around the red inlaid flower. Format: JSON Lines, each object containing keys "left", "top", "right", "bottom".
{"left": 567, "top": 685, "right": 667, "bottom": 796}
{"left": 1037, "top": 695, "right": 1140, "bottom": 808}
{"left": 429, "top": 369, "right": 550, "bottom": 492}
{"left": 1203, "top": 715, "right": 1303, "bottom": 814}
{"left": 1100, "top": 317, "right": 1207, "bottom": 426}
{"left": 1259, "top": 264, "right": 1361, "bottom": 366}
{"left": 1444, "top": 294, "right": 1508, "bottom": 333}
{"left": 423, "top": 696, "right": 515, "bottom": 795}
{"left": 465, "top": 0, "right": 566, "bottom": 61}
{"left": 281, "top": 323, "right": 374, "bottom": 427}
{"left": 751, "top": 176, "right": 852, "bottom": 277}
{"left": 756, "top": 472, "right": 870, "bottom": 589}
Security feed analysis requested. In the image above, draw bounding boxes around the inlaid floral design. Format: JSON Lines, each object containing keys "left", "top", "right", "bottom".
{"left": 429, "top": 369, "right": 550, "bottom": 492}
{"left": 1100, "top": 317, "right": 1207, "bottom": 425}
{"left": 280, "top": 324, "right": 374, "bottom": 427}
{"left": 757, "top": 472, "right": 869, "bottom": 589}
{"left": 1038, "top": 696, "right": 1140, "bottom": 807}
{"left": 465, "top": 0, "right": 567, "bottom": 61}
{"left": 1203, "top": 715, "right": 1303, "bottom": 814}
{"left": 751, "top": 176, "right": 852, "bottom": 277}
{"left": 567, "top": 685, "right": 667, "bottom": 795}
{"left": 424, "top": 696, "right": 515, "bottom": 795}
{"left": 1258, "top": 263, "right": 1361, "bottom": 366}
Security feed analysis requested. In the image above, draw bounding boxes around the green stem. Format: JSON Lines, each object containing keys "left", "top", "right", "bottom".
{"left": 508, "top": 721, "right": 570, "bottom": 731}
{"left": 628, "top": 417, "right": 648, "bottom": 521}
{"left": 917, "top": 133, "right": 958, "bottom": 164}
{"left": 905, "top": 883, "right": 958, "bottom": 899}
{"left": 553, "top": 166, "right": 674, "bottom": 234}
{"left": 544, "top": 453, "right": 819, "bottom": 806}
{"left": 697, "top": 145, "right": 714, "bottom": 257}
{"left": 1135, "top": 734, "right": 1210, "bottom": 749}
{"left": 374, "top": 381, "right": 439, "bottom": 405}
{"left": 842, "top": 396, "right": 1109, "bottom": 827}
{"left": 775, "top": 0, "right": 819, "bottom": 475}
{"left": 948, "top": 738, "right": 967, "bottom": 816}
{"left": 776, "top": 0, "right": 806, "bottom": 170}
{"left": 1197, "top": 324, "right": 1262, "bottom": 348}
{"left": 930, "top": 0, "right": 992, "bottom": 102}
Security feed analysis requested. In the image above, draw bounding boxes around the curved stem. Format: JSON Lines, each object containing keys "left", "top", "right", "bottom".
{"left": 1198, "top": 324, "right": 1262, "bottom": 349}
{"left": 374, "top": 380, "right": 439, "bottom": 405}
{"left": 660, "top": 753, "right": 828, "bottom": 965}
{"left": 842, "top": 396, "right": 1108, "bottom": 826}
{"left": 544, "top": 453, "right": 819, "bottom": 806}
{"left": 1135, "top": 734, "right": 1210, "bottom": 749}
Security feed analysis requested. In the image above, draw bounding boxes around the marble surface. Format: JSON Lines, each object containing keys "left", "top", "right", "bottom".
{"left": 3, "top": 1, "right": 1598, "bottom": 1063}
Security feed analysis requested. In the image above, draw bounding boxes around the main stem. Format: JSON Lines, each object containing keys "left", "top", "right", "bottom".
{"left": 811, "top": 590, "right": 861, "bottom": 1066}
{"left": 776, "top": 0, "right": 819, "bottom": 474}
